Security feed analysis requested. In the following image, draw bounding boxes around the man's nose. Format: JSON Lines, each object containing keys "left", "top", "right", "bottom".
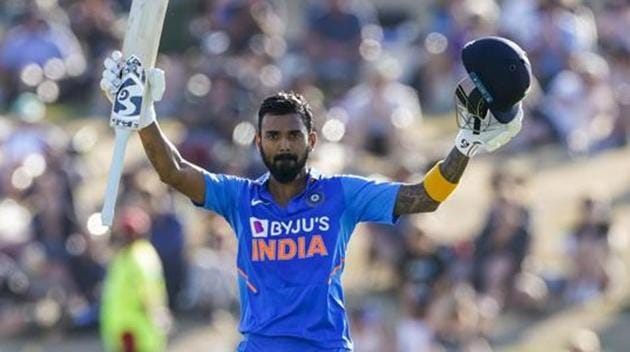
{"left": 278, "top": 136, "right": 291, "bottom": 151}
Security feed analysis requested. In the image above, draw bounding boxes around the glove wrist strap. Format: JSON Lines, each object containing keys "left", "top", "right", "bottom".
{"left": 139, "top": 104, "right": 157, "bottom": 129}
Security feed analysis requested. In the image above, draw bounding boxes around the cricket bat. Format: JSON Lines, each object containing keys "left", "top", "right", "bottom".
{"left": 101, "top": 0, "right": 170, "bottom": 226}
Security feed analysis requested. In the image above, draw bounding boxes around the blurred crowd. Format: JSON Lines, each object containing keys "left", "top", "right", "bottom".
{"left": 0, "top": 0, "right": 629, "bottom": 351}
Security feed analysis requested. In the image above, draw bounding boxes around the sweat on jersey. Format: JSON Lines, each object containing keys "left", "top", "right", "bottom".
{"left": 195, "top": 169, "right": 401, "bottom": 352}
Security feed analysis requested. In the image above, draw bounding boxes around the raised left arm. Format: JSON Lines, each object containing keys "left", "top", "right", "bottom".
{"left": 394, "top": 147, "right": 469, "bottom": 216}
{"left": 393, "top": 54, "right": 528, "bottom": 217}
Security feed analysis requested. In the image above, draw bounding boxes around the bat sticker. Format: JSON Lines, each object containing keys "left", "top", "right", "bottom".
{"left": 111, "top": 55, "right": 146, "bottom": 129}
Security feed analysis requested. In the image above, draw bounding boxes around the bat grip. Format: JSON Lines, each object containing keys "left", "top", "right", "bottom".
{"left": 101, "top": 128, "right": 131, "bottom": 226}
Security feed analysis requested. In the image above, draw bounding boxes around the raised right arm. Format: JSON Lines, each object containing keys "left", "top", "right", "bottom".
{"left": 139, "top": 122, "right": 206, "bottom": 204}
{"left": 99, "top": 51, "right": 207, "bottom": 204}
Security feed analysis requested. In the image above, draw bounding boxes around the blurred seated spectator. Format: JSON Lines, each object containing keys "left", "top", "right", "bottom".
{"left": 604, "top": 44, "right": 630, "bottom": 147}
{"left": 430, "top": 284, "right": 490, "bottom": 351}
{"left": 1, "top": 93, "right": 52, "bottom": 170}
{"left": 212, "top": 0, "right": 284, "bottom": 56}
{"left": 564, "top": 196, "right": 614, "bottom": 303}
{"left": 505, "top": 80, "right": 560, "bottom": 152}
{"left": 566, "top": 328, "right": 601, "bottom": 352}
{"left": 396, "top": 285, "right": 436, "bottom": 352}
{"left": 340, "top": 58, "right": 422, "bottom": 158}
{"left": 66, "top": 0, "right": 119, "bottom": 60}
{"left": 396, "top": 227, "right": 453, "bottom": 352}
{"left": 29, "top": 153, "right": 81, "bottom": 261}
{"left": 305, "top": 0, "right": 367, "bottom": 95}
{"left": 146, "top": 190, "right": 187, "bottom": 312}
{"left": 526, "top": 0, "right": 597, "bottom": 89}
{"left": 179, "top": 214, "right": 238, "bottom": 317}
{"left": 349, "top": 306, "right": 390, "bottom": 352}
{"left": 471, "top": 168, "right": 531, "bottom": 311}
{"left": 0, "top": 6, "right": 84, "bottom": 107}
{"left": 542, "top": 52, "right": 622, "bottom": 155}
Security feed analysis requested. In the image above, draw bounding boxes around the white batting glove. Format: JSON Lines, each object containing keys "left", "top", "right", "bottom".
{"left": 100, "top": 51, "right": 123, "bottom": 103}
{"left": 455, "top": 104, "right": 523, "bottom": 157}
{"left": 99, "top": 51, "right": 165, "bottom": 130}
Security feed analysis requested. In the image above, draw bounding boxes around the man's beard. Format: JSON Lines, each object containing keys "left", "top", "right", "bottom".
{"left": 260, "top": 148, "right": 309, "bottom": 184}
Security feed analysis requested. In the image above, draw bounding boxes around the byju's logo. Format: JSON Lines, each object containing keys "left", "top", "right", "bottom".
{"left": 249, "top": 217, "right": 269, "bottom": 238}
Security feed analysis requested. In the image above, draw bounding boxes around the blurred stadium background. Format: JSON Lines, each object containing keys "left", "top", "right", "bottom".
{"left": 0, "top": 0, "right": 629, "bottom": 351}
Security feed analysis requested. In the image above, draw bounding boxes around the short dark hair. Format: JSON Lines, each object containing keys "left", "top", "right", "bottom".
{"left": 257, "top": 91, "right": 313, "bottom": 133}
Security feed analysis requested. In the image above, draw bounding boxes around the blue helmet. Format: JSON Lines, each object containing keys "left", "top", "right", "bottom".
{"left": 459, "top": 36, "right": 532, "bottom": 124}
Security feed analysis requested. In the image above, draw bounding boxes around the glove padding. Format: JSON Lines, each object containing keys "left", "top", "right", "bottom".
{"left": 100, "top": 51, "right": 165, "bottom": 130}
{"left": 455, "top": 103, "right": 523, "bottom": 157}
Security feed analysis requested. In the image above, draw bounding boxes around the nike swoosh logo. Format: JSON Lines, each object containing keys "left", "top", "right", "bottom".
{"left": 251, "top": 199, "right": 265, "bottom": 206}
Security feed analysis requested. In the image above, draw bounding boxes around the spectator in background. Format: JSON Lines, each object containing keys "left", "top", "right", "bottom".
{"left": 542, "top": 51, "right": 621, "bottom": 155}
{"left": 430, "top": 284, "right": 490, "bottom": 351}
{"left": 564, "top": 196, "right": 614, "bottom": 303}
{"left": 210, "top": 0, "right": 276, "bottom": 55}
{"left": 566, "top": 328, "right": 602, "bottom": 352}
{"left": 181, "top": 214, "right": 239, "bottom": 317}
{"left": 0, "top": 6, "right": 84, "bottom": 106}
{"left": 412, "top": 47, "right": 462, "bottom": 115}
{"left": 66, "top": 0, "right": 119, "bottom": 60}
{"left": 350, "top": 307, "right": 390, "bottom": 352}
{"left": 607, "top": 45, "right": 630, "bottom": 146}
{"left": 597, "top": 0, "right": 630, "bottom": 146}
{"left": 526, "top": 0, "right": 597, "bottom": 89}
{"left": 65, "top": 232, "right": 105, "bottom": 329}
{"left": 100, "top": 207, "right": 171, "bottom": 352}
{"left": 341, "top": 57, "right": 422, "bottom": 157}
{"left": 471, "top": 168, "right": 531, "bottom": 311}
{"left": 413, "top": 0, "right": 499, "bottom": 114}
{"left": 396, "top": 292, "right": 435, "bottom": 352}
{"left": 1, "top": 95, "right": 49, "bottom": 167}
{"left": 146, "top": 190, "right": 187, "bottom": 312}
{"left": 500, "top": 0, "right": 541, "bottom": 51}
{"left": 29, "top": 148, "right": 81, "bottom": 261}
{"left": 596, "top": 0, "right": 630, "bottom": 50}
{"left": 305, "top": 0, "right": 367, "bottom": 96}
{"left": 396, "top": 227, "right": 451, "bottom": 352}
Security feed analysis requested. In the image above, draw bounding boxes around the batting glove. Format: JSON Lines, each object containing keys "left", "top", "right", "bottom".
{"left": 454, "top": 103, "right": 523, "bottom": 157}
{"left": 100, "top": 51, "right": 165, "bottom": 130}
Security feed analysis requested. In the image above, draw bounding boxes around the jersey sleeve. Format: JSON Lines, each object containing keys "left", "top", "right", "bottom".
{"left": 193, "top": 171, "right": 248, "bottom": 224}
{"left": 340, "top": 175, "right": 402, "bottom": 224}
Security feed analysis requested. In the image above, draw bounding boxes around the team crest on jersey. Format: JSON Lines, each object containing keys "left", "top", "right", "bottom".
{"left": 306, "top": 191, "right": 324, "bottom": 207}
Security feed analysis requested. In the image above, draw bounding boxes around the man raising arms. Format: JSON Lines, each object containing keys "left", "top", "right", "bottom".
{"left": 100, "top": 36, "right": 531, "bottom": 351}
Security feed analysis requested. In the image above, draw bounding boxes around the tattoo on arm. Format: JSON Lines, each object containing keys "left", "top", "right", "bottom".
{"left": 394, "top": 184, "right": 440, "bottom": 216}
{"left": 394, "top": 147, "right": 469, "bottom": 216}
{"left": 439, "top": 147, "right": 469, "bottom": 183}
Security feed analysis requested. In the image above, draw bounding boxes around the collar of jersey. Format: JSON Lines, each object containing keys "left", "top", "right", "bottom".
{"left": 254, "top": 168, "right": 322, "bottom": 206}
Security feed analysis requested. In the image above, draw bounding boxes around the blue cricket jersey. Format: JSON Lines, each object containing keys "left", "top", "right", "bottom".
{"left": 196, "top": 169, "right": 401, "bottom": 352}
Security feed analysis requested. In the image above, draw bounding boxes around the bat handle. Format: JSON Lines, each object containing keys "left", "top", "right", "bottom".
{"left": 101, "top": 128, "right": 131, "bottom": 226}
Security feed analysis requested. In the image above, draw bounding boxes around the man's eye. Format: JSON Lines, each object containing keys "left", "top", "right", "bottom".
{"left": 267, "top": 134, "right": 279, "bottom": 140}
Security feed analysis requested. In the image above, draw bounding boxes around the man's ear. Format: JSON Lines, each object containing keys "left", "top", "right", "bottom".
{"left": 255, "top": 133, "right": 261, "bottom": 149}
{"left": 308, "top": 130, "right": 317, "bottom": 151}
